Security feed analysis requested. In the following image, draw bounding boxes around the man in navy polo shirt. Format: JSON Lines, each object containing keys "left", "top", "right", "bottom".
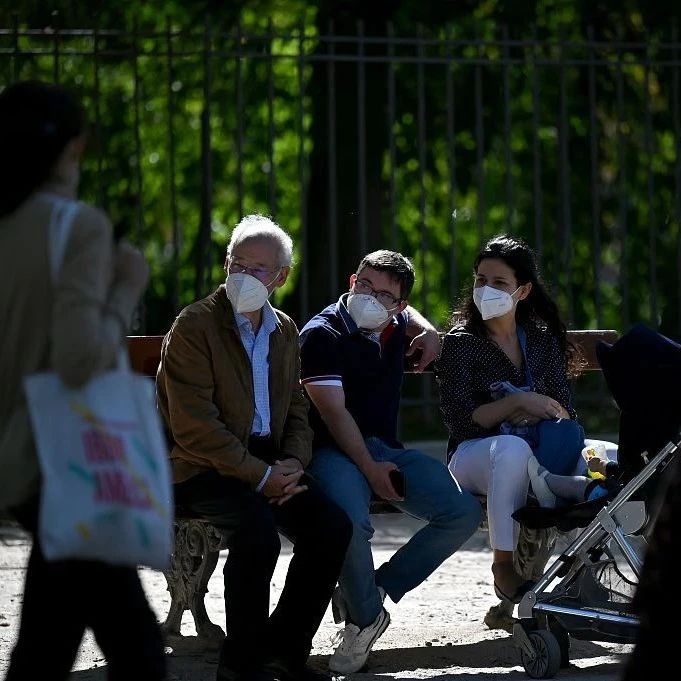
{"left": 300, "top": 250, "right": 481, "bottom": 674}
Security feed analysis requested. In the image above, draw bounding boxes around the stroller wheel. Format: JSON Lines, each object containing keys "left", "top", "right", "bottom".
{"left": 548, "top": 620, "right": 571, "bottom": 668}
{"left": 520, "top": 629, "right": 562, "bottom": 679}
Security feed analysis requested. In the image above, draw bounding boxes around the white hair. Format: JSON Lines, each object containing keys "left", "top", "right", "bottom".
{"left": 226, "top": 214, "right": 294, "bottom": 266}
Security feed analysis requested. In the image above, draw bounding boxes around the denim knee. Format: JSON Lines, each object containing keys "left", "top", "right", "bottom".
{"left": 346, "top": 513, "right": 374, "bottom": 546}
{"left": 458, "top": 490, "right": 484, "bottom": 534}
{"left": 435, "top": 488, "right": 483, "bottom": 535}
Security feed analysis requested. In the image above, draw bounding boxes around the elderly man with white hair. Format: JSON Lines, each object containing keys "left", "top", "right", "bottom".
{"left": 156, "top": 215, "right": 352, "bottom": 681}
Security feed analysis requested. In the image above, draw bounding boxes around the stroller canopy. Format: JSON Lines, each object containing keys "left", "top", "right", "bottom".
{"left": 597, "top": 324, "right": 681, "bottom": 480}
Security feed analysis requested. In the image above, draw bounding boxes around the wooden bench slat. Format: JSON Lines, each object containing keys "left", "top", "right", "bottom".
{"left": 128, "top": 330, "right": 619, "bottom": 377}
{"left": 128, "top": 335, "right": 165, "bottom": 377}
{"left": 568, "top": 329, "right": 619, "bottom": 371}
{"left": 128, "top": 329, "right": 619, "bottom": 376}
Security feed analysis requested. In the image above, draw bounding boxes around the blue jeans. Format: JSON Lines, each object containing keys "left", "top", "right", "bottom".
{"left": 309, "top": 437, "right": 481, "bottom": 628}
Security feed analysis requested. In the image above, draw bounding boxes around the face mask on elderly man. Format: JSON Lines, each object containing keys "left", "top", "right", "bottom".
{"left": 346, "top": 293, "right": 394, "bottom": 330}
{"left": 473, "top": 284, "right": 521, "bottom": 321}
{"left": 225, "top": 271, "right": 279, "bottom": 313}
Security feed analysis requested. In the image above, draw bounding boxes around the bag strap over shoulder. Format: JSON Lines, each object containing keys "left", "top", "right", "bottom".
{"left": 517, "top": 326, "right": 534, "bottom": 390}
{"left": 44, "top": 195, "right": 81, "bottom": 284}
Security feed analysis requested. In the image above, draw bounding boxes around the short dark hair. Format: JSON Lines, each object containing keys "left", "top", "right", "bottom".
{"left": 0, "top": 81, "right": 86, "bottom": 217}
{"left": 356, "top": 250, "right": 415, "bottom": 300}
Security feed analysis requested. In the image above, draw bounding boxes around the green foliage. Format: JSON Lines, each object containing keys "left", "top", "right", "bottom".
{"left": 2, "top": 0, "right": 681, "bottom": 343}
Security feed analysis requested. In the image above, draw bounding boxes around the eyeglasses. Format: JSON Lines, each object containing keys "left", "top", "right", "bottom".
{"left": 353, "top": 277, "right": 401, "bottom": 308}
{"left": 228, "top": 259, "right": 280, "bottom": 283}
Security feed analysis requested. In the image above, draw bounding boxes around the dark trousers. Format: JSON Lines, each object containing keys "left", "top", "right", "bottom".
{"left": 173, "top": 455, "right": 351, "bottom": 672}
{"left": 5, "top": 499, "right": 165, "bottom": 681}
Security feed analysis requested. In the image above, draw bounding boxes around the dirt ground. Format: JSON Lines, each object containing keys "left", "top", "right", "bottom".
{"left": 0, "top": 513, "right": 630, "bottom": 681}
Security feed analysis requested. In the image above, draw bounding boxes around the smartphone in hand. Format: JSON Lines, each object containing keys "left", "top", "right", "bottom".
{"left": 389, "top": 469, "right": 406, "bottom": 498}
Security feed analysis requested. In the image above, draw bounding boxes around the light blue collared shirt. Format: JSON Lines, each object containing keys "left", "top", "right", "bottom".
{"left": 234, "top": 301, "right": 278, "bottom": 437}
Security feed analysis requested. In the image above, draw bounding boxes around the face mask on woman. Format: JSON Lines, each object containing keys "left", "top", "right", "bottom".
{"left": 473, "top": 285, "right": 521, "bottom": 321}
{"left": 225, "top": 271, "right": 278, "bottom": 313}
{"left": 346, "top": 293, "right": 392, "bottom": 330}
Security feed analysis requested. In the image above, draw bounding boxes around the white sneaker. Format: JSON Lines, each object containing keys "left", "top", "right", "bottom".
{"left": 329, "top": 607, "right": 390, "bottom": 674}
{"left": 331, "top": 585, "right": 386, "bottom": 625}
{"left": 527, "top": 455, "right": 557, "bottom": 508}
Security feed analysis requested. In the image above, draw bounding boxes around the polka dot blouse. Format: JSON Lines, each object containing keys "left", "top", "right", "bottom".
{"left": 436, "top": 321, "right": 577, "bottom": 452}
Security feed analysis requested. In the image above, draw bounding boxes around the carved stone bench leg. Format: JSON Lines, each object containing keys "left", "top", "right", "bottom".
{"left": 162, "top": 519, "right": 229, "bottom": 646}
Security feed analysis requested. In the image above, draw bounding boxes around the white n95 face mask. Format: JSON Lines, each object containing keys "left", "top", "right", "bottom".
{"left": 225, "top": 272, "right": 274, "bottom": 313}
{"left": 347, "top": 293, "right": 391, "bottom": 330}
{"left": 473, "top": 285, "right": 520, "bottom": 321}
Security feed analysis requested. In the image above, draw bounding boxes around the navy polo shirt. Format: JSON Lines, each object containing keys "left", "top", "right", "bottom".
{"left": 299, "top": 293, "right": 408, "bottom": 450}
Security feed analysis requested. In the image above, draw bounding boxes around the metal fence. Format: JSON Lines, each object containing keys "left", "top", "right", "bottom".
{"left": 2, "top": 19, "right": 679, "bottom": 433}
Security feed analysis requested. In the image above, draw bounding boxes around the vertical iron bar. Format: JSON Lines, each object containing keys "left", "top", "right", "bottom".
{"left": 327, "top": 20, "right": 338, "bottom": 298}
{"left": 616, "top": 42, "right": 630, "bottom": 329}
{"left": 474, "top": 43, "right": 485, "bottom": 244}
{"left": 558, "top": 40, "right": 574, "bottom": 323}
{"left": 297, "top": 21, "right": 309, "bottom": 322}
{"left": 531, "top": 32, "right": 544, "bottom": 257}
{"left": 93, "top": 19, "right": 105, "bottom": 209}
{"left": 357, "top": 20, "right": 367, "bottom": 254}
{"left": 417, "top": 25, "right": 428, "bottom": 311}
{"left": 52, "top": 11, "right": 59, "bottom": 83}
{"left": 587, "top": 26, "right": 602, "bottom": 328}
{"left": 267, "top": 18, "right": 276, "bottom": 216}
{"left": 416, "top": 25, "right": 431, "bottom": 423}
{"left": 673, "top": 27, "right": 681, "bottom": 337}
{"left": 643, "top": 46, "right": 658, "bottom": 325}
{"left": 387, "top": 22, "right": 397, "bottom": 250}
{"left": 132, "top": 19, "right": 145, "bottom": 331}
{"left": 445, "top": 25, "right": 457, "bottom": 301}
{"left": 11, "top": 13, "right": 19, "bottom": 83}
{"left": 196, "top": 16, "right": 214, "bottom": 300}
{"left": 166, "top": 18, "right": 180, "bottom": 315}
{"left": 235, "top": 21, "right": 244, "bottom": 219}
{"left": 502, "top": 25, "right": 513, "bottom": 232}
{"left": 132, "top": 20, "right": 144, "bottom": 241}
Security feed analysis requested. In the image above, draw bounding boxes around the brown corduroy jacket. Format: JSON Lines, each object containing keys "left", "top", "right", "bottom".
{"left": 156, "top": 286, "right": 313, "bottom": 487}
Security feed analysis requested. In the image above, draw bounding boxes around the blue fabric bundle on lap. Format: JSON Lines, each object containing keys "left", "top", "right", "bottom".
{"left": 533, "top": 418, "right": 585, "bottom": 476}
{"left": 491, "top": 379, "right": 585, "bottom": 476}
{"left": 491, "top": 326, "right": 585, "bottom": 476}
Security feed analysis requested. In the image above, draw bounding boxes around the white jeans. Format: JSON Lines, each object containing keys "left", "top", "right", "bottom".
{"left": 448, "top": 436, "right": 618, "bottom": 551}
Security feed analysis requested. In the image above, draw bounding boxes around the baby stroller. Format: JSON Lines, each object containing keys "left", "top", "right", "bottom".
{"left": 510, "top": 324, "right": 681, "bottom": 678}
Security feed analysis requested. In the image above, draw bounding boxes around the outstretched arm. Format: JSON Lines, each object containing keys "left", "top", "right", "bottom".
{"left": 404, "top": 305, "right": 441, "bottom": 372}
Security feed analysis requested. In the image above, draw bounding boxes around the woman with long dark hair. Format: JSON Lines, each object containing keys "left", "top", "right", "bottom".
{"left": 0, "top": 82, "right": 165, "bottom": 680}
{"left": 436, "top": 235, "right": 614, "bottom": 604}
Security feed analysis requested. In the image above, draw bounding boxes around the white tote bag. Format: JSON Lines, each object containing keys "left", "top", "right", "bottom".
{"left": 24, "top": 357, "right": 173, "bottom": 569}
{"left": 22, "top": 195, "right": 173, "bottom": 569}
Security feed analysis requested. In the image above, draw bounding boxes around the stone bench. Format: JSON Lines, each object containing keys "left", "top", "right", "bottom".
{"left": 128, "top": 329, "right": 617, "bottom": 643}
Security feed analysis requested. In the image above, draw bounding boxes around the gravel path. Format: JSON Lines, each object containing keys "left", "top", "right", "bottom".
{"left": 0, "top": 515, "right": 629, "bottom": 680}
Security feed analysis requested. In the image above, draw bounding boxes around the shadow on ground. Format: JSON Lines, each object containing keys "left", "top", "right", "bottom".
{"left": 69, "top": 637, "right": 626, "bottom": 681}
{"left": 311, "top": 637, "right": 627, "bottom": 676}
